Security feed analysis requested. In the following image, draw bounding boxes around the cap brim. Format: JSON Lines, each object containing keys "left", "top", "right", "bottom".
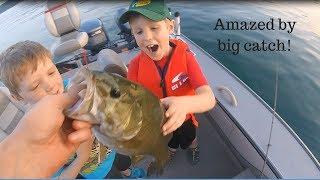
{"left": 119, "top": 9, "right": 166, "bottom": 24}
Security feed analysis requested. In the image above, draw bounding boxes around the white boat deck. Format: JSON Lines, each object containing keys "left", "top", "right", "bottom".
{"left": 159, "top": 113, "right": 244, "bottom": 178}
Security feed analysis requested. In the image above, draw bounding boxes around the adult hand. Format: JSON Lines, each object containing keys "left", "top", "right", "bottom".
{"left": 0, "top": 86, "right": 92, "bottom": 178}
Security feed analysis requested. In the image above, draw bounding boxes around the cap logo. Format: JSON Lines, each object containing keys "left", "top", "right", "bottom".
{"left": 133, "top": 0, "right": 151, "bottom": 7}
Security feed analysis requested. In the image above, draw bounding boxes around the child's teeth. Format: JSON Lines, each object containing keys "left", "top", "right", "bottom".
{"left": 146, "top": 44, "right": 158, "bottom": 52}
{"left": 147, "top": 45, "right": 154, "bottom": 51}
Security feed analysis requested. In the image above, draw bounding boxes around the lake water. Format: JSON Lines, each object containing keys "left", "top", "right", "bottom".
{"left": 0, "top": 1, "right": 319, "bottom": 160}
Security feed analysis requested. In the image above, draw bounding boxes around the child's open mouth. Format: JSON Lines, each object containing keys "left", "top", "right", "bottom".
{"left": 147, "top": 44, "right": 159, "bottom": 53}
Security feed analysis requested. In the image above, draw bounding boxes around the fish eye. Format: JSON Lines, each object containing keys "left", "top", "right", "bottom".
{"left": 110, "top": 88, "right": 121, "bottom": 98}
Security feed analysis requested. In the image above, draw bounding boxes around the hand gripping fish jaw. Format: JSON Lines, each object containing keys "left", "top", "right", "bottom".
{"left": 66, "top": 68, "right": 171, "bottom": 176}
{"left": 66, "top": 68, "right": 142, "bottom": 139}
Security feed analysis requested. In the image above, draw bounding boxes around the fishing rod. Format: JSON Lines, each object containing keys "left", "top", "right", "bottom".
{"left": 260, "top": 59, "right": 279, "bottom": 178}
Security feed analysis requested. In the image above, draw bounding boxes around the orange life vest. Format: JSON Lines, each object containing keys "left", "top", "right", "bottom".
{"left": 136, "top": 39, "right": 198, "bottom": 127}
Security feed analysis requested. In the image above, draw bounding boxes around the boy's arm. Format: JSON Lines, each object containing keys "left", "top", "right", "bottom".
{"left": 161, "top": 85, "right": 216, "bottom": 135}
{"left": 58, "top": 138, "right": 93, "bottom": 178}
{"left": 187, "top": 85, "right": 216, "bottom": 113}
{"left": 58, "top": 157, "right": 87, "bottom": 179}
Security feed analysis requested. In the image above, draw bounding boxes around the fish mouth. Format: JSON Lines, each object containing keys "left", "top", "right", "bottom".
{"left": 68, "top": 89, "right": 86, "bottom": 113}
{"left": 66, "top": 68, "right": 99, "bottom": 124}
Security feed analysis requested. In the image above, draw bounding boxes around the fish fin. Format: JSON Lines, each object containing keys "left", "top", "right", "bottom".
{"left": 147, "top": 161, "right": 157, "bottom": 176}
{"left": 148, "top": 147, "right": 169, "bottom": 176}
{"left": 147, "top": 158, "right": 166, "bottom": 176}
{"left": 131, "top": 155, "right": 145, "bottom": 166}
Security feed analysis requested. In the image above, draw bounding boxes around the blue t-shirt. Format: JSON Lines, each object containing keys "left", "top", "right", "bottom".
{"left": 81, "top": 150, "right": 116, "bottom": 178}
{"left": 63, "top": 78, "right": 70, "bottom": 89}
{"left": 52, "top": 150, "right": 116, "bottom": 178}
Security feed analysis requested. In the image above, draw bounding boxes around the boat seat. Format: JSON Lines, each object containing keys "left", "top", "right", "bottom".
{"left": 0, "top": 87, "right": 25, "bottom": 142}
{"left": 97, "top": 49, "right": 128, "bottom": 77}
{"left": 44, "top": 1, "right": 88, "bottom": 57}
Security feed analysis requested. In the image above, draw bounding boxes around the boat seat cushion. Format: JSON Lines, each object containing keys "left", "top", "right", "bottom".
{"left": 51, "top": 31, "right": 88, "bottom": 57}
{"left": 0, "top": 87, "right": 25, "bottom": 141}
{"left": 97, "top": 49, "right": 128, "bottom": 76}
{"left": 45, "top": 2, "right": 81, "bottom": 37}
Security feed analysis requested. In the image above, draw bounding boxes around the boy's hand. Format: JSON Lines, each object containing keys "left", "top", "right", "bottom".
{"left": 76, "top": 136, "right": 94, "bottom": 163}
{"left": 160, "top": 96, "right": 189, "bottom": 136}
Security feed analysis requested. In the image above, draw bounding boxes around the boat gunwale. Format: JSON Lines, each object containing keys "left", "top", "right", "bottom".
{"left": 213, "top": 100, "right": 282, "bottom": 178}
{"left": 180, "top": 34, "right": 320, "bottom": 172}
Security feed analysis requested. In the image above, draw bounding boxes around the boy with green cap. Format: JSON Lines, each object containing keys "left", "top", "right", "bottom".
{"left": 119, "top": 0, "right": 216, "bottom": 165}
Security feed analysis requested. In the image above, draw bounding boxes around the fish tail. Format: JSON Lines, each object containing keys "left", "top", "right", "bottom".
{"left": 147, "top": 148, "right": 169, "bottom": 176}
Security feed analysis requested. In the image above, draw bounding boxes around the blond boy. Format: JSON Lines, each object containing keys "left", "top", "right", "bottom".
{"left": 0, "top": 40, "right": 93, "bottom": 178}
{"left": 120, "top": 0, "right": 216, "bottom": 165}
{"left": 0, "top": 40, "right": 145, "bottom": 178}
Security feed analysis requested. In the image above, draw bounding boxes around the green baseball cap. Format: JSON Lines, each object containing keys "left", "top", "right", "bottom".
{"left": 119, "top": 0, "right": 173, "bottom": 24}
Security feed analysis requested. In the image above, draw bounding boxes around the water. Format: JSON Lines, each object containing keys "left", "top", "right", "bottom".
{"left": 170, "top": 2, "right": 320, "bottom": 161}
{"left": 0, "top": 1, "right": 319, "bottom": 161}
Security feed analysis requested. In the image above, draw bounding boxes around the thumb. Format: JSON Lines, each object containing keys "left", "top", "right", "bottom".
{"left": 56, "top": 84, "right": 85, "bottom": 109}
{"left": 160, "top": 97, "right": 172, "bottom": 110}
{"left": 160, "top": 98, "right": 167, "bottom": 107}
{"left": 160, "top": 97, "right": 168, "bottom": 104}
{"left": 54, "top": 93, "right": 78, "bottom": 111}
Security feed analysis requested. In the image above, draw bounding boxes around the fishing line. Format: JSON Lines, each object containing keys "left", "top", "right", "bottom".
{"left": 260, "top": 60, "right": 279, "bottom": 178}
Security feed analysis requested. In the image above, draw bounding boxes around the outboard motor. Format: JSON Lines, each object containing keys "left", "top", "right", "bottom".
{"left": 80, "top": 18, "right": 109, "bottom": 55}
{"left": 44, "top": 1, "right": 88, "bottom": 57}
{"left": 115, "top": 8, "right": 131, "bottom": 36}
{"left": 174, "top": 12, "right": 181, "bottom": 37}
{"left": 115, "top": 8, "right": 135, "bottom": 45}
